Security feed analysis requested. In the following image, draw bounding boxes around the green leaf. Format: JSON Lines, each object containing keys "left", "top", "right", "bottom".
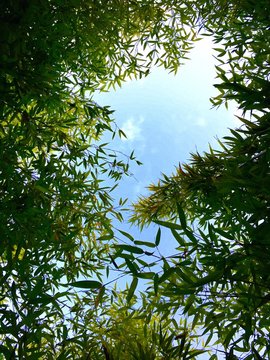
{"left": 0, "top": 345, "right": 14, "bottom": 359}
{"left": 114, "top": 244, "right": 144, "bottom": 254}
{"left": 137, "top": 272, "right": 155, "bottom": 279}
{"left": 125, "top": 258, "right": 138, "bottom": 274}
{"left": 127, "top": 277, "right": 138, "bottom": 303}
{"left": 119, "top": 129, "right": 127, "bottom": 138}
{"left": 97, "top": 234, "right": 114, "bottom": 241}
{"left": 186, "top": 349, "right": 206, "bottom": 359}
{"left": 154, "top": 273, "right": 159, "bottom": 295}
{"left": 194, "top": 270, "right": 223, "bottom": 286}
{"left": 171, "top": 229, "right": 185, "bottom": 246}
{"left": 34, "top": 185, "right": 52, "bottom": 194}
{"left": 109, "top": 254, "right": 119, "bottom": 269}
{"left": 183, "top": 294, "right": 196, "bottom": 314}
{"left": 134, "top": 240, "right": 156, "bottom": 248}
{"left": 175, "top": 267, "right": 198, "bottom": 285}
{"left": 214, "top": 227, "right": 234, "bottom": 240}
{"left": 224, "top": 327, "right": 237, "bottom": 349}
{"left": 95, "top": 286, "right": 105, "bottom": 307}
{"left": 154, "top": 220, "right": 182, "bottom": 230}
{"left": 252, "top": 345, "right": 265, "bottom": 360}
{"left": 176, "top": 203, "right": 187, "bottom": 229}
{"left": 117, "top": 229, "right": 135, "bottom": 241}
{"left": 155, "top": 227, "right": 161, "bottom": 246}
{"left": 158, "top": 267, "right": 177, "bottom": 283}
{"left": 172, "top": 287, "right": 195, "bottom": 295}
{"left": 66, "top": 280, "right": 102, "bottom": 289}
{"left": 183, "top": 228, "right": 198, "bottom": 245}
{"left": 136, "top": 258, "right": 150, "bottom": 267}
{"left": 29, "top": 294, "right": 54, "bottom": 305}
{"left": 236, "top": 116, "right": 258, "bottom": 129}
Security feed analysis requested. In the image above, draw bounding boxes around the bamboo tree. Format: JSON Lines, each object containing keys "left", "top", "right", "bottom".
{"left": 130, "top": 0, "right": 270, "bottom": 358}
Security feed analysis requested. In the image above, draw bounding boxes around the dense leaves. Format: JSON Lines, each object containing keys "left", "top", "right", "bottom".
{"left": 131, "top": 0, "right": 270, "bottom": 358}
{"left": 0, "top": 0, "right": 200, "bottom": 358}
{"left": 1, "top": 0, "right": 270, "bottom": 358}
{"left": 80, "top": 291, "right": 205, "bottom": 360}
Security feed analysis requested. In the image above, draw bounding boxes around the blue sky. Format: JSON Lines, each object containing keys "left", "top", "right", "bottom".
{"left": 94, "top": 37, "right": 240, "bottom": 356}
{"left": 95, "top": 37, "right": 240, "bottom": 204}
{"left": 94, "top": 36, "right": 241, "bottom": 262}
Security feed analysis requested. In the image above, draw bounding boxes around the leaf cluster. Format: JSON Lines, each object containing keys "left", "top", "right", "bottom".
{"left": 131, "top": 0, "right": 270, "bottom": 358}
{"left": 0, "top": 1, "right": 203, "bottom": 358}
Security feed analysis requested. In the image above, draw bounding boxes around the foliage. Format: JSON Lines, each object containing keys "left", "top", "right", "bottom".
{"left": 80, "top": 290, "right": 205, "bottom": 360}
{"left": 130, "top": 0, "right": 270, "bottom": 358}
{"left": 2, "top": 0, "right": 270, "bottom": 358}
{"left": 0, "top": 0, "right": 202, "bottom": 358}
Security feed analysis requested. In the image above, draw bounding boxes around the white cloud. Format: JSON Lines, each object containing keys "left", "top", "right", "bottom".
{"left": 121, "top": 116, "right": 144, "bottom": 142}
{"left": 195, "top": 117, "right": 207, "bottom": 127}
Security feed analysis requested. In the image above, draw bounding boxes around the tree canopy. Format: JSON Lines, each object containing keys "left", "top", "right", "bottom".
{"left": 1, "top": 0, "right": 270, "bottom": 359}
{"left": 0, "top": 1, "right": 198, "bottom": 358}
{"left": 130, "top": 0, "right": 270, "bottom": 358}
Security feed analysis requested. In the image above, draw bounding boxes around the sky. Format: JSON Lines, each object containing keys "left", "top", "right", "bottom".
{"left": 94, "top": 35, "right": 241, "bottom": 268}
{"left": 95, "top": 37, "right": 240, "bottom": 204}
{"left": 94, "top": 37, "right": 240, "bottom": 357}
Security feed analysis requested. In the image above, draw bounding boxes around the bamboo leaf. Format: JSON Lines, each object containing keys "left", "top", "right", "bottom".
{"left": 125, "top": 258, "right": 138, "bottom": 274}
{"left": 154, "top": 273, "right": 159, "bottom": 295}
{"left": 177, "top": 203, "right": 187, "bottom": 229}
{"left": 66, "top": 280, "right": 102, "bottom": 289}
{"left": 117, "top": 229, "right": 134, "bottom": 241}
{"left": 154, "top": 220, "right": 182, "bottom": 230}
{"left": 127, "top": 277, "right": 138, "bottom": 303}
{"left": 114, "top": 244, "right": 144, "bottom": 254}
{"left": 171, "top": 229, "right": 186, "bottom": 246}
{"left": 155, "top": 227, "right": 161, "bottom": 246}
{"left": 134, "top": 240, "right": 156, "bottom": 248}
{"left": 137, "top": 272, "right": 155, "bottom": 279}
{"left": 95, "top": 286, "right": 105, "bottom": 308}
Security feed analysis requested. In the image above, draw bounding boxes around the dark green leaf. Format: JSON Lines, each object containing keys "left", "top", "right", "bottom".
{"left": 114, "top": 244, "right": 144, "bottom": 254}
{"left": 125, "top": 258, "right": 138, "bottom": 274}
{"left": 127, "top": 277, "right": 138, "bottom": 303}
{"left": 154, "top": 273, "right": 159, "bottom": 295}
{"left": 176, "top": 203, "right": 187, "bottom": 229}
{"left": 134, "top": 240, "right": 156, "bottom": 248}
{"left": 66, "top": 280, "right": 102, "bottom": 289}
{"left": 155, "top": 227, "right": 161, "bottom": 246}
{"left": 137, "top": 272, "right": 155, "bottom": 279}
{"left": 171, "top": 229, "right": 185, "bottom": 246}
{"left": 117, "top": 229, "right": 134, "bottom": 241}
{"left": 154, "top": 220, "right": 182, "bottom": 230}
